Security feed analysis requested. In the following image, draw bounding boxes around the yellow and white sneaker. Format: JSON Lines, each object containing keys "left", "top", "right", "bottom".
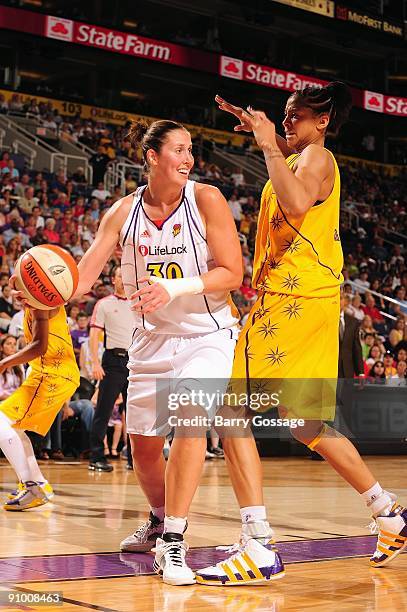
{"left": 7, "top": 481, "right": 54, "bottom": 501}
{"left": 3, "top": 481, "right": 49, "bottom": 511}
{"left": 370, "top": 502, "right": 407, "bottom": 568}
{"left": 196, "top": 521, "right": 285, "bottom": 586}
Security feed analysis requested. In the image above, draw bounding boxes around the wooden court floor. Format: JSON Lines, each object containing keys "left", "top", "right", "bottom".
{"left": 0, "top": 456, "right": 406, "bottom": 611}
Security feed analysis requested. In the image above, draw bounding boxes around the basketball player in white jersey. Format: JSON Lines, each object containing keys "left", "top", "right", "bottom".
{"left": 72, "top": 120, "right": 242, "bottom": 585}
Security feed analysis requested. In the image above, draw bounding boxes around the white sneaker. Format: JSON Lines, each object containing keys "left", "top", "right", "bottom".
{"left": 369, "top": 502, "right": 407, "bottom": 568}
{"left": 196, "top": 521, "right": 285, "bottom": 586}
{"left": 120, "top": 511, "right": 163, "bottom": 552}
{"left": 153, "top": 535, "right": 195, "bottom": 585}
{"left": 3, "top": 481, "right": 49, "bottom": 511}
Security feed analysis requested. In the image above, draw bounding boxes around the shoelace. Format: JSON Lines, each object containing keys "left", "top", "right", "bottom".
{"left": 368, "top": 520, "right": 378, "bottom": 535}
{"left": 133, "top": 520, "right": 152, "bottom": 540}
{"left": 216, "top": 542, "right": 241, "bottom": 553}
{"left": 160, "top": 541, "right": 188, "bottom": 568}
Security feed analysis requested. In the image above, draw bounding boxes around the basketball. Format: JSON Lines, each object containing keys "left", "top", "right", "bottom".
{"left": 14, "top": 245, "right": 79, "bottom": 310}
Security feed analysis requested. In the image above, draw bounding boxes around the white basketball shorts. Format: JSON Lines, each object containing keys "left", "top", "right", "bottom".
{"left": 126, "top": 327, "right": 238, "bottom": 436}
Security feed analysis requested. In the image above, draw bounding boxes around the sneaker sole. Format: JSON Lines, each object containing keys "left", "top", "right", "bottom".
{"left": 370, "top": 541, "right": 407, "bottom": 568}
{"left": 155, "top": 569, "right": 195, "bottom": 586}
{"left": 3, "top": 498, "right": 49, "bottom": 511}
{"left": 120, "top": 540, "right": 161, "bottom": 553}
{"left": 196, "top": 570, "right": 285, "bottom": 586}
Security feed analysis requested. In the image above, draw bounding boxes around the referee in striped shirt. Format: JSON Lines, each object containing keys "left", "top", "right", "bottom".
{"left": 88, "top": 267, "right": 134, "bottom": 472}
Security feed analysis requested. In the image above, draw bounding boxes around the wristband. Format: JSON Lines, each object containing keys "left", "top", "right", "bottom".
{"left": 149, "top": 276, "right": 204, "bottom": 304}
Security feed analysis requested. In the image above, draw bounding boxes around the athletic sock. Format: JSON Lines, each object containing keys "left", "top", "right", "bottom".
{"left": 151, "top": 505, "right": 165, "bottom": 522}
{"left": 16, "top": 430, "right": 46, "bottom": 483}
{"left": 240, "top": 505, "right": 267, "bottom": 524}
{"left": 163, "top": 515, "right": 187, "bottom": 536}
{"left": 0, "top": 412, "right": 31, "bottom": 482}
{"left": 362, "top": 482, "right": 394, "bottom": 516}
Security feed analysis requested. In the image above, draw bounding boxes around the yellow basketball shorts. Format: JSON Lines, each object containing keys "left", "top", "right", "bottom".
{"left": 0, "top": 370, "right": 79, "bottom": 436}
{"left": 228, "top": 291, "right": 340, "bottom": 421}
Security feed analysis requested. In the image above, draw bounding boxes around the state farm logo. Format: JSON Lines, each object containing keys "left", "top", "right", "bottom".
{"left": 46, "top": 16, "right": 73, "bottom": 42}
{"left": 220, "top": 56, "right": 243, "bottom": 80}
{"left": 364, "top": 90, "right": 384, "bottom": 113}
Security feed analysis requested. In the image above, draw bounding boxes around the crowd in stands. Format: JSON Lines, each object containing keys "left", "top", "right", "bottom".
{"left": 0, "top": 111, "right": 406, "bottom": 457}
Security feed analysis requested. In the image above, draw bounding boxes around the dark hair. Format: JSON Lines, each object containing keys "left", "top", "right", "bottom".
{"left": 288, "top": 81, "right": 352, "bottom": 137}
{"left": 127, "top": 119, "right": 186, "bottom": 170}
{"left": 0, "top": 335, "right": 24, "bottom": 385}
{"left": 369, "top": 361, "right": 385, "bottom": 378}
{"left": 77, "top": 311, "right": 88, "bottom": 319}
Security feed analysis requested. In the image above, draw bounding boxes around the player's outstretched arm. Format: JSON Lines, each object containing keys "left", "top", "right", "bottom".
{"left": 215, "top": 94, "right": 294, "bottom": 158}
{"left": 0, "top": 308, "right": 50, "bottom": 374}
{"left": 74, "top": 196, "right": 132, "bottom": 298}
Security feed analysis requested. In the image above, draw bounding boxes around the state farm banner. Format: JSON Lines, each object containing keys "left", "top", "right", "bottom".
{"left": 0, "top": 6, "right": 406, "bottom": 118}
{"left": 220, "top": 55, "right": 328, "bottom": 92}
{"left": 271, "top": 0, "right": 334, "bottom": 18}
{"left": 364, "top": 91, "right": 407, "bottom": 117}
{"left": 0, "top": 6, "right": 217, "bottom": 73}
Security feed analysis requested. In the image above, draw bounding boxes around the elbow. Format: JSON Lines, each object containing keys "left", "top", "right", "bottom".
{"left": 280, "top": 197, "right": 310, "bottom": 219}
{"left": 229, "top": 270, "right": 244, "bottom": 291}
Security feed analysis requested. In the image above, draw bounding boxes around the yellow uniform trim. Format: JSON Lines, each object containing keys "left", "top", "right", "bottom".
{"left": 221, "top": 563, "right": 239, "bottom": 582}
{"left": 232, "top": 559, "right": 251, "bottom": 581}
{"left": 241, "top": 552, "right": 263, "bottom": 580}
{"left": 307, "top": 423, "right": 328, "bottom": 450}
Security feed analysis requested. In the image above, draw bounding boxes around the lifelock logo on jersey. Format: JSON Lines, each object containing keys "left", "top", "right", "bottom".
{"left": 138, "top": 244, "right": 187, "bottom": 256}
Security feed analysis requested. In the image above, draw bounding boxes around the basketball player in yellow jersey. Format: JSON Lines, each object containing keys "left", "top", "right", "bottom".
{"left": 0, "top": 305, "right": 79, "bottom": 510}
{"left": 197, "top": 83, "right": 407, "bottom": 585}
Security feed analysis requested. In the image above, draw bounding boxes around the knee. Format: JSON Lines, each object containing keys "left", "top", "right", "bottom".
{"left": 290, "top": 422, "right": 323, "bottom": 446}
{"left": 131, "top": 436, "right": 163, "bottom": 467}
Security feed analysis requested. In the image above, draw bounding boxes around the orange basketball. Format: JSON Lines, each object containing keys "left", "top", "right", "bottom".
{"left": 14, "top": 245, "right": 79, "bottom": 310}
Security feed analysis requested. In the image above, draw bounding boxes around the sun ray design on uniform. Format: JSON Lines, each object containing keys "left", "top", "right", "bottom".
{"left": 281, "top": 236, "right": 302, "bottom": 254}
{"left": 255, "top": 306, "right": 272, "bottom": 320}
{"left": 270, "top": 213, "right": 284, "bottom": 232}
{"left": 257, "top": 319, "right": 279, "bottom": 339}
{"left": 282, "top": 300, "right": 303, "bottom": 320}
{"left": 267, "top": 256, "right": 282, "bottom": 270}
{"left": 47, "top": 383, "right": 57, "bottom": 394}
{"left": 56, "top": 347, "right": 65, "bottom": 358}
{"left": 245, "top": 343, "right": 255, "bottom": 360}
{"left": 45, "top": 397, "right": 54, "bottom": 407}
{"left": 281, "top": 272, "right": 301, "bottom": 292}
{"left": 252, "top": 380, "right": 272, "bottom": 395}
{"left": 52, "top": 359, "right": 62, "bottom": 371}
{"left": 264, "top": 346, "right": 287, "bottom": 367}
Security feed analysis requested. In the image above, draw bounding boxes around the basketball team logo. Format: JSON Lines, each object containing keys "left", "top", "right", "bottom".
{"left": 49, "top": 265, "right": 66, "bottom": 276}
{"left": 45, "top": 16, "right": 74, "bottom": 42}
{"left": 138, "top": 245, "right": 149, "bottom": 256}
{"left": 364, "top": 91, "right": 384, "bottom": 113}
{"left": 172, "top": 224, "right": 181, "bottom": 237}
{"left": 220, "top": 56, "right": 243, "bottom": 80}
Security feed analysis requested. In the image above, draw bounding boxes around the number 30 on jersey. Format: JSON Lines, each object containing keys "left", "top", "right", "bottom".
{"left": 146, "top": 262, "right": 184, "bottom": 279}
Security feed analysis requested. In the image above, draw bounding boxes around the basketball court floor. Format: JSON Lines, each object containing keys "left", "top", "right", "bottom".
{"left": 0, "top": 456, "right": 406, "bottom": 611}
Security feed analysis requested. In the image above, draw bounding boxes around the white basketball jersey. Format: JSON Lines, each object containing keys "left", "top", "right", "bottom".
{"left": 120, "top": 180, "right": 239, "bottom": 335}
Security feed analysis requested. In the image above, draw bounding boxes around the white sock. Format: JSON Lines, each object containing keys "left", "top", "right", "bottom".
{"left": 0, "top": 412, "right": 31, "bottom": 482}
{"left": 151, "top": 505, "right": 165, "bottom": 522}
{"left": 163, "top": 515, "right": 187, "bottom": 535}
{"left": 16, "top": 430, "right": 46, "bottom": 483}
{"left": 240, "top": 505, "right": 267, "bottom": 524}
{"left": 362, "top": 482, "right": 394, "bottom": 516}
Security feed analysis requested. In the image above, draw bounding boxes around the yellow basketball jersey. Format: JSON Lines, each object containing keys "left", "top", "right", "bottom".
{"left": 252, "top": 150, "right": 343, "bottom": 298}
{"left": 23, "top": 306, "right": 80, "bottom": 385}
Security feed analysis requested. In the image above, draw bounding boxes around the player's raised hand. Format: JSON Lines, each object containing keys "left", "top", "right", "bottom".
{"left": 9, "top": 274, "right": 29, "bottom": 307}
{"left": 215, "top": 95, "right": 253, "bottom": 132}
{"left": 244, "top": 108, "right": 277, "bottom": 150}
{"left": 130, "top": 276, "right": 171, "bottom": 314}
